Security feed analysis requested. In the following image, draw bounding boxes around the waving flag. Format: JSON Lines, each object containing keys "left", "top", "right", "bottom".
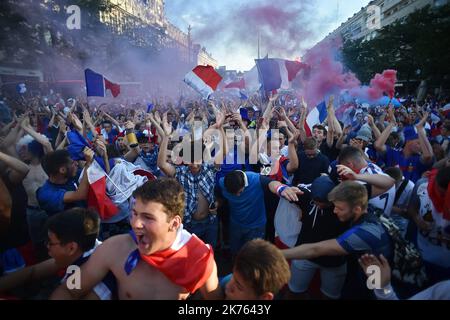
{"left": 67, "top": 130, "right": 91, "bottom": 161}
{"left": 255, "top": 58, "right": 305, "bottom": 92}
{"left": 67, "top": 129, "right": 109, "bottom": 172}
{"left": 84, "top": 161, "right": 118, "bottom": 221}
{"left": 305, "top": 101, "right": 328, "bottom": 136}
{"left": 106, "top": 159, "right": 149, "bottom": 205}
{"left": 184, "top": 65, "right": 222, "bottom": 98}
{"left": 85, "top": 69, "right": 121, "bottom": 98}
{"left": 225, "top": 78, "right": 245, "bottom": 89}
{"left": 243, "top": 65, "right": 261, "bottom": 92}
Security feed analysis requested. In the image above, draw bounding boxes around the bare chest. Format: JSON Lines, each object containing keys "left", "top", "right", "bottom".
{"left": 112, "top": 260, "right": 189, "bottom": 300}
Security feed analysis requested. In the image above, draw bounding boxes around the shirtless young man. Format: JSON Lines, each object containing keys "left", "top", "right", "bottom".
{"left": 50, "top": 178, "right": 222, "bottom": 300}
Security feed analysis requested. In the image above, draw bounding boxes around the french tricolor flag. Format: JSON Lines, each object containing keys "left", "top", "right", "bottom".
{"left": 85, "top": 69, "right": 121, "bottom": 98}
{"left": 225, "top": 78, "right": 245, "bottom": 89}
{"left": 305, "top": 101, "right": 328, "bottom": 137}
{"left": 184, "top": 65, "right": 222, "bottom": 98}
{"left": 255, "top": 58, "right": 306, "bottom": 92}
{"left": 84, "top": 161, "right": 119, "bottom": 221}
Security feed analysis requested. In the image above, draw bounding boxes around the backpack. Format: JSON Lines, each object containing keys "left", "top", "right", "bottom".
{"left": 370, "top": 205, "right": 428, "bottom": 288}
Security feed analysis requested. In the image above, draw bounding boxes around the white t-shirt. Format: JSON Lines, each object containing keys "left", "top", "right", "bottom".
{"left": 416, "top": 182, "right": 450, "bottom": 268}
{"left": 360, "top": 163, "right": 396, "bottom": 217}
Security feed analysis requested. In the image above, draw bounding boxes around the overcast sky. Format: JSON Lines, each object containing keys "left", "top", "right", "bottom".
{"left": 165, "top": 0, "right": 371, "bottom": 71}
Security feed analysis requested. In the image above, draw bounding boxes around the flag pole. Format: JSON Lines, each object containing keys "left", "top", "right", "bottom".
{"left": 258, "top": 31, "right": 260, "bottom": 60}
{"left": 93, "top": 159, "right": 129, "bottom": 198}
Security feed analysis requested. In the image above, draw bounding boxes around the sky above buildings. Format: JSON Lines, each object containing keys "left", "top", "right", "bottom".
{"left": 165, "top": 0, "right": 371, "bottom": 71}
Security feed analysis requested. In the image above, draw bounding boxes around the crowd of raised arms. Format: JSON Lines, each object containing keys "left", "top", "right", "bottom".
{"left": 0, "top": 88, "right": 449, "bottom": 300}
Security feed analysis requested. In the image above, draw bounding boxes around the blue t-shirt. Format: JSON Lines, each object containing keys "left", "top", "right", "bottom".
{"left": 218, "top": 172, "right": 269, "bottom": 228}
{"left": 36, "top": 180, "right": 86, "bottom": 216}
{"left": 383, "top": 146, "right": 430, "bottom": 183}
{"left": 215, "top": 145, "right": 252, "bottom": 184}
{"left": 337, "top": 212, "right": 392, "bottom": 260}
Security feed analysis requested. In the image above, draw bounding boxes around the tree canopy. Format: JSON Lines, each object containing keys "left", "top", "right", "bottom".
{"left": 342, "top": 4, "right": 450, "bottom": 92}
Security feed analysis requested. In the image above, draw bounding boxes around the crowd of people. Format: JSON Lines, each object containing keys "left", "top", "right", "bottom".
{"left": 0, "top": 87, "right": 449, "bottom": 300}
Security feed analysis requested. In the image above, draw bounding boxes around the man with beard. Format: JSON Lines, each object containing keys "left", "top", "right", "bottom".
{"left": 36, "top": 148, "right": 94, "bottom": 217}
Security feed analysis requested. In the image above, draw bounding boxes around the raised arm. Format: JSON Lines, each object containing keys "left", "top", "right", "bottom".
{"left": 103, "top": 111, "right": 122, "bottom": 131}
{"left": 156, "top": 119, "right": 176, "bottom": 177}
{"left": 326, "top": 96, "right": 341, "bottom": 147}
{"left": 262, "top": 94, "right": 277, "bottom": 124}
{"left": 123, "top": 121, "right": 142, "bottom": 163}
{"left": 415, "top": 112, "right": 433, "bottom": 165}
{"left": 278, "top": 106, "right": 298, "bottom": 136}
{"left": 1, "top": 115, "right": 23, "bottom": 156}
{"left": 63, "top": 148, "right": 94, "bottom": 203}
{"left": 367, "top": 114, "right": 381, "bottom": 140}
{"left": 0, "top": 118, "right": 17, "bottom": 136}
{"left": 68, "top": 112, "right": 83, "bottom": 134}
{"left": 374, "top": 122, "right": 395, "bottom": 154}
{"left": 285, "top": 129, "right": 299, "bottom": 174}
{"left": 297, "top": 97, "right": 308, "bottom": 143}
{"left": 20, "top": 117, "right": 53, "bottom": 153}
{"left": 94, "top": 138, "right": 110, "bottom": 174}
{"left": 374, "top": 107, "right": 396, "bottom": 154}
{"left": 82, "top": 109, "right": 99, "bottom": 139}
{"left": 0, "top": 150, "right": 30, "bottom": 184}
{"left": 204, "top": 109, "right": 227, "bottom": 166}
{"left": 337, "top": 165, "right": 395, "bottom": 197}
{"left": 336, "top": 125, "right": 352, "bottom": 150}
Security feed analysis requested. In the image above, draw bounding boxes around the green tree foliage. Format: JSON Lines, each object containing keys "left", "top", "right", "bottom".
{"left": 342, "top": 4, "right": 450, "bottom": 89}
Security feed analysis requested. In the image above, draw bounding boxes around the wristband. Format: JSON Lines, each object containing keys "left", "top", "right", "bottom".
{"left": 276, "top": 185, "right": 288, "bottom": 197}
{"left": 374, "top": 283, "right": 396, "bottom": 300}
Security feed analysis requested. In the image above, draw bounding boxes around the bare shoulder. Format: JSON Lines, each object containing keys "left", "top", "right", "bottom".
{"left": 93, "top": 234, "right": 135, "bottom": 264}
{"left": 99, "top": 234, "right": 135, "bottom": 253}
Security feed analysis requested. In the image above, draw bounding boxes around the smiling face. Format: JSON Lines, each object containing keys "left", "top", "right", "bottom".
{"left": 130, "top": 198, "right": 180, "bottom": 256}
